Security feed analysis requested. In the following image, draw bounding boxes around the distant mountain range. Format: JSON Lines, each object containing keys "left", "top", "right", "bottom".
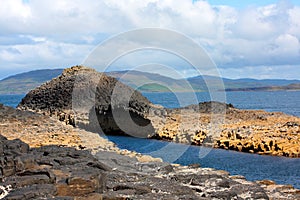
{"left": 107, "top": 70, "right": 300, "bottom": 92}
{"left": 0, "top": 68, "right": 299, "bottom": 94}
{"left": 0, "top": 69, "right": 63, "bottom": 94}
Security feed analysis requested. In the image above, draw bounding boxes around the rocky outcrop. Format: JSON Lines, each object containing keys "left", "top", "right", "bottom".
{"left": 216, "top": 110, "right": 300, "bottom": 157}
{"left": 18, "top": 66, "right": 155, "bottom": 138}
{"left": 0, "top": 134, "right": 111, "bottom": 199}
{"left": 0, "top": 103, "right": 161, "bottom": 161}
{"left": 2, "top": 102, "right": 300, "bottom": 199}
{"left": 2, "top": 134, "right": 300, "bottom": 199}
{"left": 151, "top": 103, "right": 300, "bottom": 158}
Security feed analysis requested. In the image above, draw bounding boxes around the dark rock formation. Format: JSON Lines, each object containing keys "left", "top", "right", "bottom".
{"left": 3, "top": 134, "right": 298, "bottom": 199}
{"left": 0, "top": 134, "right": 110, "bottom": 199}
{"left": 183, "top": 101, "right": 234, "bottom": 113}
{"left": 18, "top": 66, "right": 155, "bottom": 138}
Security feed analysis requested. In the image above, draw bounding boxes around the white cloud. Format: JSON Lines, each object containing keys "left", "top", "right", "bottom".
{"left": 288, "top": 6, "right": 300, "bottom": 37}
{"left": 0, "top": 0, "right": 299, "bottom": 79}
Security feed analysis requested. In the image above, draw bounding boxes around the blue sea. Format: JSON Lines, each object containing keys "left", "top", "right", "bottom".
{"left": 0, "top": 94, "right": 25, "bottom": 108}
{"left": 143, "top": 91, "right": 300, "bottom": 117}
{"left": 1, "top": 91, "right": 300, "bottom": 189}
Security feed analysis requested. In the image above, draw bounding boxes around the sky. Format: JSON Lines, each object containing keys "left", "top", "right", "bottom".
{"left": 0, "top": 0, "right": 300, "bottom": 80}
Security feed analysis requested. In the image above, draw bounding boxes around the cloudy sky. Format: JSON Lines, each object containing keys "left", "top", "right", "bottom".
{"left": 0, "top": 0, "right": 300, "bottom": 80}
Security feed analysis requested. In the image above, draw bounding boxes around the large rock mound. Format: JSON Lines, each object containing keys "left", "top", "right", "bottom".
{"left": 18, "top": 66, "right": 155, "bottom": 137}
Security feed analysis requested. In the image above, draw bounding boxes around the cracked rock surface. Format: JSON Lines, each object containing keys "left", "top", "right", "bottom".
{"left": 1, "top": 134, "right": 300, "bottom": 199}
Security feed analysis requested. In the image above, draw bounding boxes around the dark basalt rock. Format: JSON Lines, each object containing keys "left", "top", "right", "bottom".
{"left": 1, "top": 131, "right": 300, "bottom": 199}
{"left": 183, "top": 101, "right": 234, "bottom": 113}
{"left": 0, "top": 135, "right": 111, "bottom": 199}
{"left": 18, "top": 66, "right": 155, "bottom": 138}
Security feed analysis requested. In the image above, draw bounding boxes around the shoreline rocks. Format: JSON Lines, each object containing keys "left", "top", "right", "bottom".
{"left": 0, "top": 103, "right": 161, "bottom": 161}
{"left": 0, "top": 65, "right": 299, "bottom": 199}
{"left": 1, "top": 129, "right": 299, "bottom": 199}
{"left": 1, "top": 102, "right": 300, "bottom": 198}
{"left": 149, "top": 103, "right": 300, "bottom": 158}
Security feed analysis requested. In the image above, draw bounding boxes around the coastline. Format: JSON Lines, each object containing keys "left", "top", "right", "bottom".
{"left": 16, "top": 66, "right": 300, "bottom": 159}
{"left": 1, "top": 104, "right": 300, "bottom": 199}
{"left": 2, "top": 66, "right": 299, "bottom": 198}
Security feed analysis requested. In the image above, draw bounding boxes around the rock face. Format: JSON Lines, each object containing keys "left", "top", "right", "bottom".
{"left": 18, "top": 66, "right": 155, "bottom": 138}
{"left": 216, "top": 110, "right": 300, "bottom": 157}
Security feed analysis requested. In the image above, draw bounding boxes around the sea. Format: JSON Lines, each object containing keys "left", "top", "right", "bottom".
{"left": 1, "top": 91, "right": 300, "bottom": 189}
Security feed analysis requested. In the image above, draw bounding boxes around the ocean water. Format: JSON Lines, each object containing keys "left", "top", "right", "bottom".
{"left": 1, "top": 91, "right": 300, "bottom": 189}
{"left": 0, "top": 94, "right": 25, "bottom": 108}
{"left": 107, "top": 135, "right": 300, "bottom": 189}
{"left": 143, "top": 90, "right": 300, "bottom": 117}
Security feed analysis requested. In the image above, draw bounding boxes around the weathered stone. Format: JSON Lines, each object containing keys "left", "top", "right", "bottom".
{"left": 18, "top": 66, "right": 156, "bottom": 138}
{"left": 5, "top": 184, "right": 57, "bottom": 200}
{"left": 151, "top": 104, "right": 300, "bottom": 158}
{"left": 1, "top": 114, "right": 300, "bottom": 199}
{"left": 0, "top": 134, "right": 110, "bottom": 199}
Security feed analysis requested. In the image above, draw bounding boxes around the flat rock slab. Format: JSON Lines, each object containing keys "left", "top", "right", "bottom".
{"left": 95, "top": 151, "right": 172, "bottom": 174}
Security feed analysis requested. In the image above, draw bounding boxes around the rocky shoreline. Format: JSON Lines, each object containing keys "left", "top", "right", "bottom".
{"left": 17, "top": 66, "right": 300, "bottom": 158}
{"left": 1, "top": 105, "right": 300, "bottom": 199}
{"left": 151, "top": 102, "right": 300, "bottom": 158}
{"left": 2, "top": 65, "right": 298, "bottom": 198}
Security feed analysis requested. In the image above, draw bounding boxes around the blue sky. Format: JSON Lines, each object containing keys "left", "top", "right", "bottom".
{"left": 0, "top": 0, "right": 300, "bottom": 80}
{"left": 207, "top": 0, "right": 300, "bottom": 8}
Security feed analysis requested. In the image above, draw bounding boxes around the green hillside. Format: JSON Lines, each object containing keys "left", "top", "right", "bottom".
{"left": 106, "top": 70, "right": 197, "bottom": 92}
{"left": 0, "top": 69, "right": 63, "bottom": 94}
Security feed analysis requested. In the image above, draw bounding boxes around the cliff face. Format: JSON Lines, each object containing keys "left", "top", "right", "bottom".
{"left": 18, "top": 66, "right": 155, "bottom": 138}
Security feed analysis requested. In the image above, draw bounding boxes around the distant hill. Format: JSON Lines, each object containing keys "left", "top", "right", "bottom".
{"left": 108, "top": 71, "right": 300, "bottom": 92}
{"left": 188, "top": 76, "right": 300, "bottom": 91}
{"left": 1, "top": 68, "right": 299, "bottom": 94}
{"left": 106, "top": 70, "right": 190, "bottom": 92}
{"left": 0, "top": 69, "right": 63, "bottom": 94}
{"left": 226, "top": 83, "right": 300, "bottom": 91}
